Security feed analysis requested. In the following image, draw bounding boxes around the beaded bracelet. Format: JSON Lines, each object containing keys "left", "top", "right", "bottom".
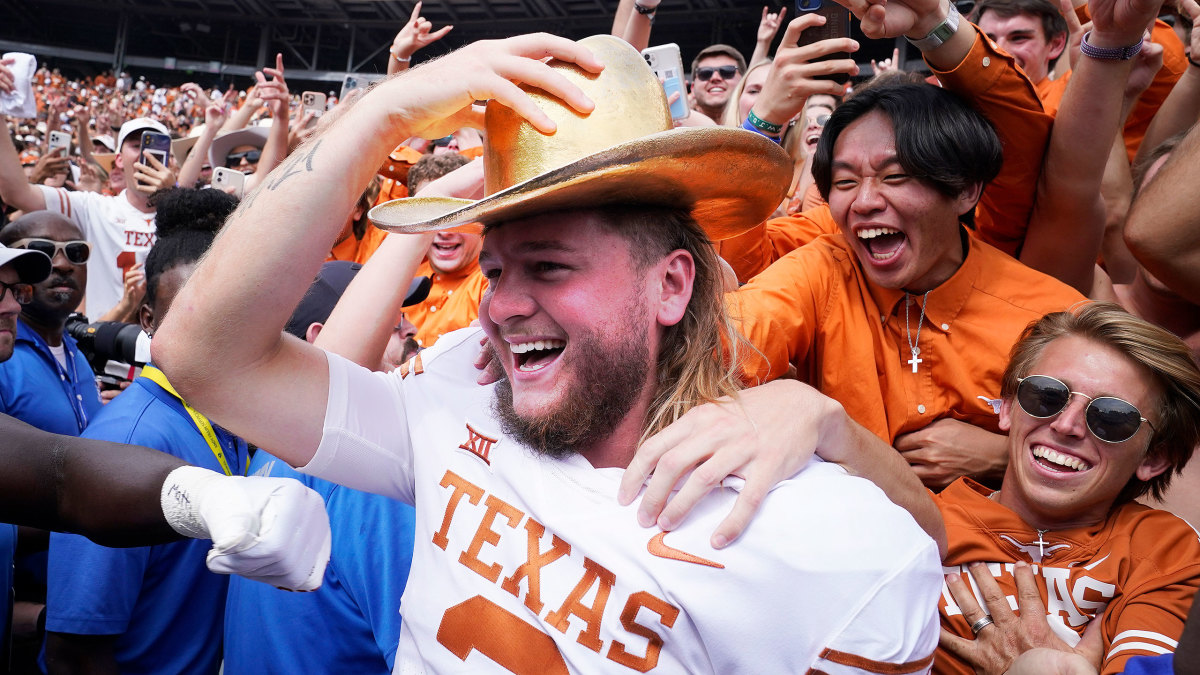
{"left": 1079, "top": 31, "right": 1143, "bottom": 61}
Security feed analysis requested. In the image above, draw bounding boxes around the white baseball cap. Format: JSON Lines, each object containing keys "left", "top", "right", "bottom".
{"left": 0, "top": 243, "right": 51, "bottom": 284}
{"left": 116, "top": 117, "right": 170, "bottom": 152}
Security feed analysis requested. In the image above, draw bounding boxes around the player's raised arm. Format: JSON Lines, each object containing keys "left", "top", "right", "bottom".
{"left": 152, "top": 35, "right": 602, "bottom": 465}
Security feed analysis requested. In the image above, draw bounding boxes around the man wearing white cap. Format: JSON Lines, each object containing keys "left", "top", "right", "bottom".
{"left": 0, "top": 102, "right": 174, "bottom": 320}
{"left": 156, "top": 33, "right": 943, "bottom": 672}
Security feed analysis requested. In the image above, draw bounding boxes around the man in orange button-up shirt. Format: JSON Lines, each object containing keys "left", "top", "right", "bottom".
{"left": 728, "top": 0, "right": 1087, "bottom": 490}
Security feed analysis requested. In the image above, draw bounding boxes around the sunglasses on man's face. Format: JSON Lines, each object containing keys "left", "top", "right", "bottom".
{"left": 9, "top": 238, "right": 91, "bottom": 265}
{"left": 1015, "top": 374, "right": 1155, "bottom": 444}
{"left": 0, "top": 280, "right": 33, "bottom": 305}
{"left": 226, "top": 150, "right": 261, "bottom": 167}
{"left": 695, "top": 65, "right": 740, "bottom": 82}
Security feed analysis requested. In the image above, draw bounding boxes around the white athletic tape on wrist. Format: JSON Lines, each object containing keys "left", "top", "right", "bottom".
{"left": 160, "top": 465, "right": 224, "bottom": 539}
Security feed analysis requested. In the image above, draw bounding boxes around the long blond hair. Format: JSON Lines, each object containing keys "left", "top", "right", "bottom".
{"left": 587, "top": 206, "right": 747, "bottom": 442}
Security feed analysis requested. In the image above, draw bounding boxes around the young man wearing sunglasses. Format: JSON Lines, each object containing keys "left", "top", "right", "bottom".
{"left": 0, "top": 212, "right": 101, "bottom": 437}
{"left": 689, "top": 44, "right": 746, "bottom": 123}
{"left": 934, "top": 303, "right": 1200, "bottom": 674}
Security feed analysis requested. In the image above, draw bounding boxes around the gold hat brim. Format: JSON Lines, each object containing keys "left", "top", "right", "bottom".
{"left": 369, "top": 126, "right": 791, "bottom": 242}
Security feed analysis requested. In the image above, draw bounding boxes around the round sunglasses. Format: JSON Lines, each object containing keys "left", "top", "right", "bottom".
{"left": 9, "top": 238, "right": 91, "bottom": 265}
{"left": 1016, "top": 374, "right": 1155, "bottom": 444}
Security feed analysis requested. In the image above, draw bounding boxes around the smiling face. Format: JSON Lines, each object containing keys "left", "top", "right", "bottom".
{"left": 693, "top": 55, "right": 742, "bottom": 115}
{"left": 977, "top": 10, "right": 1065, "bottom": 85}
{"left": 998, "top": 335, "right": 1168, "bottom": 530}
{"left": 827, "top": 110, "right": 979, "bottom": 292}
{"left": 428, "top": 231, "right": 484, "bottom": 276}
{"left": 801, "top": 95, "right": 836, "bottom": 156}
{"left": 477, "top": 211, "right": 678, "bottom": 461}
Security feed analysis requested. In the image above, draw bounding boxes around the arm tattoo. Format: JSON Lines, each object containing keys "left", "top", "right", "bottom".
{"left": 266, "top": 139, "right": 322, "bottom": 192}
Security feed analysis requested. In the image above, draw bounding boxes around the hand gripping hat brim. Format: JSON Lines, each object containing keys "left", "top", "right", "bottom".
{"left": 369, "top": 34, "right": 792, "bottom": 242}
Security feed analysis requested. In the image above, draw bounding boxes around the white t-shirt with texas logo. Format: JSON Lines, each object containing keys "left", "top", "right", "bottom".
{"left": 305, "top": 327, "right": 943, "bottom": 674}
{"left": 38, "top": 186, "right": 155, "bottom": 319}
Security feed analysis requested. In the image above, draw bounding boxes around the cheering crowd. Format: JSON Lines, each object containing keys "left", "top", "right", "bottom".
{"left": 2, "top": 0, "right": 1200, "bottom": 672}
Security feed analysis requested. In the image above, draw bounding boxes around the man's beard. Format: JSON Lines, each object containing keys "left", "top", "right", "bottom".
{"left": 491, "top": 323, "right": 652, "bottom": 460}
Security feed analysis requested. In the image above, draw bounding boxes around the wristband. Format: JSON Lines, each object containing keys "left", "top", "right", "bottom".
{"left": 746, "top": 109, "right": 783, "bottom": 135}
{"left": 633, "top": 0, "right": 659, "bottom": 13}
{"left": 1189, "top": 55, "right": 1200, "bottom": 69}
{"left": 905, "top": 1, "right": 961, "bottom": 51}
{"left": 742, "top": 117, "right": 783, "bottom": 144}
{"left": 390, "top": 48, "right": 412, "bottom": 63}
{"left": 1079, "top": 31, "right": 1143, "bottom": 61}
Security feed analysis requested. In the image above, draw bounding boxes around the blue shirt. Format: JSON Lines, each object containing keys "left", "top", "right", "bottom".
{"left": 45, "top": 372, "right": 247, "bottom": 675}
{"left": 0, "top": 320, "right": 100, "bottom": 436}
{"left": 223, "top": 450, "right": 415, "bottom": 674}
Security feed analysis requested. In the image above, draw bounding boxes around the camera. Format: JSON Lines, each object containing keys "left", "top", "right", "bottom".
{"left": 65, "top": 313, "right": 149, "bottom": 382}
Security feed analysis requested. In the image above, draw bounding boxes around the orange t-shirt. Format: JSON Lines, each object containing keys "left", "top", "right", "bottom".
{"left": 407, "top": 259, "right": 488, "bottom": 348}
{"left": 728, "top": 229, "right": 1086, "bottom": 443}
{"left": 936, "top": 478, "right": 1200, "bottom": 675}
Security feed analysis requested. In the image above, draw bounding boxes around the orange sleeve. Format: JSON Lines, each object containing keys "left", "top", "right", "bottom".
{"left": 1100, "top": 521, "right": 1200, "bottom": 674}
{"left": 1123, "top": 20, "right": 1187, "bottom": 161}
{"left": 928, "top": 28, "right": 1053, "bottom": 257}
{"left": 717, "top": 206, "right": 841, "bottom": 283}
{"left": 727, "top": 243, "right": 830, "bottom": 384}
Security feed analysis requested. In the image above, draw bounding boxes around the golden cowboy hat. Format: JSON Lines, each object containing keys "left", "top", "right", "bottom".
{"left": 369, "top": 34, "right": 792, "bottom": 242}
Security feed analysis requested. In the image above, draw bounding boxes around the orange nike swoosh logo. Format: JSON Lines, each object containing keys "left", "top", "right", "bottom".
{"left": 647, "top": 532, "right": 724, "bottom": 568}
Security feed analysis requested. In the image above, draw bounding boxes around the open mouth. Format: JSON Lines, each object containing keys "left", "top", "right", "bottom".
{"left": 1032, "top": 445, "right": 1091, "bottom": 472}
{"left": 857, "top": 227, "right": 906, "bottom": 261}
{"left": 510, "top": 339, "right": 566, "bottom": 373}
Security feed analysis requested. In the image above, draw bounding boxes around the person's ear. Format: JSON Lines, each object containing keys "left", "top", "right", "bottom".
{"left": 955, "top": 182, "right": 985, "bottom": 216}
{"left": 1048, "top": 32, "right": 1067, "bottom": 61}
{"left": 998, "top": 397, "right": 1014, "bottom": 432}
{"left": 138, "top": 303, "right": 154, "bottom": 335}
{"left": 305, "top": 322, "right": 323, "bottom": 344}
{"left": 654, "top": 250, "right": 694, "bottom": 328}
{"left": 1136, "top": 447, "right": 1172, "bottom": 482}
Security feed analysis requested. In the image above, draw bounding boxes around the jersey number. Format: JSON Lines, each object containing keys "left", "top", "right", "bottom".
{"left": 116, "top": 250, "right": 138, "bottom": 276}
{"left": 438, "top": 596, "right": 569, "bottom": 674}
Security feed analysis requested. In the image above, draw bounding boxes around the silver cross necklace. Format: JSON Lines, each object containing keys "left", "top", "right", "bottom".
{"left": 904, "top": 291, "right": 931, "bottom": 374}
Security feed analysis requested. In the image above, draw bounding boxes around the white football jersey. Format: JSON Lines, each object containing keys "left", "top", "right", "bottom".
{"left": 305, "top": 328, "right": 941, "bottom": 674}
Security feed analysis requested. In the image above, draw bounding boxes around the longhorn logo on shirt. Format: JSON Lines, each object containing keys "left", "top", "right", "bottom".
{"left": 999, "top": 534, "right": 1071, "bottom": 563}
{"left": 459, "top": 423, "right": 498, "bottom": 465}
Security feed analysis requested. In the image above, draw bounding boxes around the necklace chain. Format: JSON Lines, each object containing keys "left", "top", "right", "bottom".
{"left": 904, "top": 291, "right": 931, "bottom": 373}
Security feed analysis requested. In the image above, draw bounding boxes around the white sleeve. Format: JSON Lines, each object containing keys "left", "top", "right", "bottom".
{"left": 35, "top": 184, "right": 91, "bottom": 232}
{"left": 297, "top": 350, "right": 417, "bottom": 505}
{"left": 811, "top": 538, "right": 941, "bottom": 674}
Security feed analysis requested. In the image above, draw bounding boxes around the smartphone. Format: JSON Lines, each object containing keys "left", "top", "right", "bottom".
{"left": 339, "top": 73, "right": 383, "bottom": 101}
{"left": 301, "top": 91, "right": 326, "bottom": 118}
{"left": 48, "top": 130, "right": 72, "bottom": 153}
{"left": 642, "top": 44, "right": 689, "bottom": 121}
{"left": 139, "top": 131, "right": 171, "bottom": 168}
{"left": 796, "top": 0, "right": 853, "bottom": 84}
{"left": 212, "top": 167, "right": 246, "bottom": 198}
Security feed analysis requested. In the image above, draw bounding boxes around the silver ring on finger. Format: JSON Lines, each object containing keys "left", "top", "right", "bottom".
{"left": 969, "top": 615, "right": 994, "bottom": 635}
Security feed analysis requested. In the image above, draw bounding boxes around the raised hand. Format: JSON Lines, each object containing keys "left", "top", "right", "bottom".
{"left": 757, "top": 5, "right": 789, "bottom": 44}
{"left": 392, "top": 1, "right": 454, "bottom": 60}
{"left": 255, "top": 53, "right": 290, "bottom": 120}
{"left": 751, "top": 14, "right": 860, "bottom": 127}
{"left": 380, "top": 33, "right": 603, "bottom": 139}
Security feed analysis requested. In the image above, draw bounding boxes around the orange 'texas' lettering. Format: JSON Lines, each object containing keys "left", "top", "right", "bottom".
{"left": 123, "top": 230, "right": 156, "bottom": 247}
{"left": 546, "top": 558, "right": 616, "bottom": 653}
{"left": 500, "top": 519, "right": 571, "bottom": 614}
{"left": 460, "top": 494, "right": 524, "bottom": 583}
{"left": 606, "top": 591, "right": 681, "bottom": 672}
{"left": 433, "top": 471, "right": 485, "bottom": 550}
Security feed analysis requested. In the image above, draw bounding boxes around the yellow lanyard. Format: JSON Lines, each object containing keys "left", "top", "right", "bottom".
{"left": 141, "top": 366, "right": 239, "bottom": 477}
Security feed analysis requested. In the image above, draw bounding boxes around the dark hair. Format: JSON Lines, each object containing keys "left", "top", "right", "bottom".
{"left": 144, "top": 188, "right": 236, "bottom": 308}
{"left": 1002, "top": 303, "right": 1200, "bottom": 503}
{"left": 970, "top": 0, "right": 1069, "bottom": 68}
{"left": 812, "top": 82, "right": 1003, "bottom": 202}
